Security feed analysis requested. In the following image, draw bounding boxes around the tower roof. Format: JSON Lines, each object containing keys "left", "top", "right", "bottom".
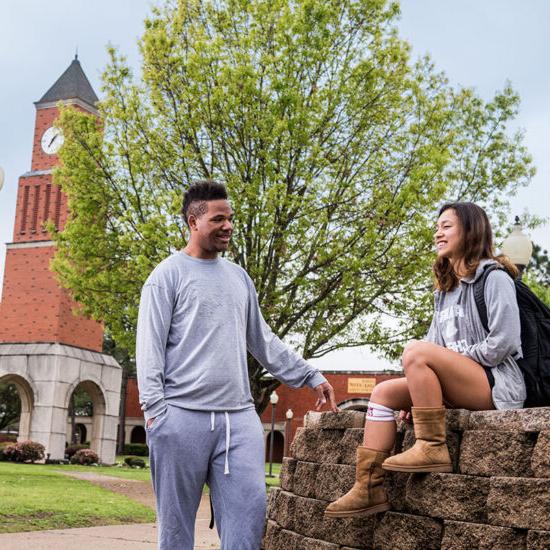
{"left": 36, "top": 56, "right": 98, "bottom": 109}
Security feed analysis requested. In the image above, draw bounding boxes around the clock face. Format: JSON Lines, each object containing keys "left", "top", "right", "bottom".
{"left": 41, "top": 126, "right": 64, "bottom": 155}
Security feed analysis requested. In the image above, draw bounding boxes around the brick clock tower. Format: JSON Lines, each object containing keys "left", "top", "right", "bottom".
{"left": 0, "top": 57, "right": 121, "bottom": 463}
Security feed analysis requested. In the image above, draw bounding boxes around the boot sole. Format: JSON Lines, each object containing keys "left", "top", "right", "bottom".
{"left": 382, "top": 463, "right": 452, "bottom": 473}
{"left": 324, "top": 502, "right": 391, "bottom": 518}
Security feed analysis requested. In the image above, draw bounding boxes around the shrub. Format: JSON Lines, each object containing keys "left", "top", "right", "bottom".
{"left": 65, "top": 443, "right": 89, "bottom": 459}
{"left": 2, "top": 440, "right": 45, "bottom": 463}
{"left": 124, "top": 456, "right": 146, "bottom": 468}
{"left": 0, "top": 434, "right": 17, "bottom": 443}
{"left": 0, "top": 441, "right": 13, "bottom": 461}
{"left": 123, "top": 443, "right": 149, "bottom": 456}
{"left": 70, "top": 448, "right": 99, "bottom": 465}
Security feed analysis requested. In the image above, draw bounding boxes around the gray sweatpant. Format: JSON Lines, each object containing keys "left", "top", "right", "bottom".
{"left": 146, "top": 405, "right": 266, "bottom": 549}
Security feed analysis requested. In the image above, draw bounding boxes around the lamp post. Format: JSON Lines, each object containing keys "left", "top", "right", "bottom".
{"left": 284, "top": 408, "right": 293, "bottom": 458}
{"left": 0, "top": 166, "right": 4, "bottom": 192}
{"left": 268, "top": 390, "right": 279, "bottom": 477}
{"left": 502, "top": 216, "right": 533, "bottom": 279}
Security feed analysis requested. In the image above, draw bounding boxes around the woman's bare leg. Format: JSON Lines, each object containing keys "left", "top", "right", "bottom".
{"left": 401, "top": 340, "right": 494, "bottom": 410}
{"left": 363, "top": 378, "right": 412, "bottom": 451}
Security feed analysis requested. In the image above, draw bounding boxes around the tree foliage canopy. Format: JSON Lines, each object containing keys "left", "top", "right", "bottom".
{"left": 52, "top": 0, "right": 534, "bottom": 411}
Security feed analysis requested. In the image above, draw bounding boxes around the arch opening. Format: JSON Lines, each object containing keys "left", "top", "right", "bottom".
{"left": 0, "top": 374, "right": 34, "bottom": 441}
{"left": 66, "top": 380, "right": 105, "bottom": 454}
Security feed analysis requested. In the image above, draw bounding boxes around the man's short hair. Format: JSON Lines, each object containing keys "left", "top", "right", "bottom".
{"left": 181, "top": 180, "right": 228, "bottom": 226}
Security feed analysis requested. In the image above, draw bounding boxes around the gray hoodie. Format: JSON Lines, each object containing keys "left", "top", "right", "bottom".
{"left": 426, "top": 259, "right": 526, "bottom": 409}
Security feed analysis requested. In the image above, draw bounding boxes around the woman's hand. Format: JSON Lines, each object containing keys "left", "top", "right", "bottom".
{"left": 399, "top": 409, "right": 412, "bottom": 423}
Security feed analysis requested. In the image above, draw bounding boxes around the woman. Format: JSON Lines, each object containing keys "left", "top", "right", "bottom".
{"left": 325, "top": 202, "right": 526, "bottom": 518}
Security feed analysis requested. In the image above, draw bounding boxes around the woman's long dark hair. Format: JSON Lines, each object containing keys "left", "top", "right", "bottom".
{"left": 433, "top": 202, "right": 518, "bottom": 292}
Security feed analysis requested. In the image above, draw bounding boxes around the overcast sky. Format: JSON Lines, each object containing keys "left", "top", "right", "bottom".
{"left": 1, "top": 1, "right": 548, "bottom": 371}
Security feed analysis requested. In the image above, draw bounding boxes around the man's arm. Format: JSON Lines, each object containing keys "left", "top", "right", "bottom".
{"left": 136, "top": 281, "right": 174, "bottom": 423}
{"left": 244, "top": 275, "right": 338, "bottom": 412}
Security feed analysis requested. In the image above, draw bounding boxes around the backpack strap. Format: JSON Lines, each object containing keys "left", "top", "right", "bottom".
{"left": 472, "top": 264, "right": 503, "bottom": 333}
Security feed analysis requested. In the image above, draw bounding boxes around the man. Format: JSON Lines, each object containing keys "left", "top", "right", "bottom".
{"left": 137, "top": 180, "right": 337, "bottom": 549}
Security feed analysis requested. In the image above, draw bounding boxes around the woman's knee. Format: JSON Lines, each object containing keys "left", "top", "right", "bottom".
{"left": 401, "top": 340, "right": 428, "bottom": 371}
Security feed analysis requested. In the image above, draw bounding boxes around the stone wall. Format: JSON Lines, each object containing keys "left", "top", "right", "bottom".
{"left": 264, "top": 408, "right": 550, "bottom": 549}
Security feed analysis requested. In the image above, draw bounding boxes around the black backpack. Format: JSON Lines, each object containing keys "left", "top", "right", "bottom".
{"left": 473, "top": 264, "right": 550, "bottom": 407}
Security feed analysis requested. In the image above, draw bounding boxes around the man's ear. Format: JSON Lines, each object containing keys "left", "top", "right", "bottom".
{"left": 187, "top": 215, "right": 197, "bottom": 231}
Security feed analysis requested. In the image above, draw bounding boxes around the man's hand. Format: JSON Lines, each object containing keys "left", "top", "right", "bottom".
{"left": 399, "top": 410, "right": 412, "bottom": 423}
{"left": 313, "top": 382, "right": 339, "bottom": 412}
{"left": 146, "top": 417, "right": 155, "bottom": 428}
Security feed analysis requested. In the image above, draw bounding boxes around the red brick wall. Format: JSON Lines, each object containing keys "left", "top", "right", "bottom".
{"left": 125, "top": 378, "right": 143, "bottom": 417}
{"left": 0, "top": 103, "right": 103, "bottom": 352}
{"left": 0, "top": 245, "right": 103, "bottom": 350}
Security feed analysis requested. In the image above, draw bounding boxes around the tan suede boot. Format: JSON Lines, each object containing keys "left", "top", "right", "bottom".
{"left": 324, "top": 447, "right": 390, "bottom": 518}
{"left": 382, "top": 406, "right": 452, "bottom": 473}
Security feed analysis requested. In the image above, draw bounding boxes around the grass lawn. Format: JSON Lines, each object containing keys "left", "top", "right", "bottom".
{"left": 265, "top": 462, "right": 281, "bottom": 489}
{"left": 0, "top": 462, "right": 155, "bottom": 533}
{"left": 0, "top": 459, "right": 281, "bottom": 533}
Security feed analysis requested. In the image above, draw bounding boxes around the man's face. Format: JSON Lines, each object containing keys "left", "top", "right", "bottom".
{"left": 189, "top": 199, "right": 234, "bottom": 255}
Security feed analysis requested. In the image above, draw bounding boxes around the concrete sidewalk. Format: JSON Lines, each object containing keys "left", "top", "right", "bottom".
{"left": 0, "top": 494, "right": 220, "bottom": 550}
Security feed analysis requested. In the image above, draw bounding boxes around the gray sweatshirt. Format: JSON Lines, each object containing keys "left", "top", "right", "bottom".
{"left": 136, "top": 252, "right": 327, "bottom": 421}
{"left": 426, "top": 259, "right": 526, "bottom": 409}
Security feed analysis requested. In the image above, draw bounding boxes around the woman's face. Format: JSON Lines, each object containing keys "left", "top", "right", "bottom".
{"left": 435, "top": 208, "right": 463, "bottom": 260}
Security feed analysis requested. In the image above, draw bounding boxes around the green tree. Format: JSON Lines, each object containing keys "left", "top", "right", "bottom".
{"left": 51, "top": 0, "right": 534, "bottom": 413}
{"left": 0, "top": 383, "right": 21, "bottom": 431}
{"left": 525, "top": 244, "right": 550, "bottom": 307}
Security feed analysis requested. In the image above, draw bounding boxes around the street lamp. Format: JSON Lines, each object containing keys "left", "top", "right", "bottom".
{"left": 502, "top": 216, "right": 533, "bottom": 278}
{"left": 0, "top": 166, "right": 5, "bottom": 192}
{"left": 284, "top": 408, "right": 294, "bottom": 458}
{"left": 267, "top": 390, "right": 279, "bottom": 477}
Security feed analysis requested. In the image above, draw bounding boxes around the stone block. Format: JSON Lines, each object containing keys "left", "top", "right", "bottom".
{"left": 373, "top": 511, "right": 442, "bottom": 550}
{"left": 28, "top": 354, "right": 59, "bottom": 382}
{"left": 30, "top": 405, "right": 54, "bottom": 432}
{"left": 79, "top": 361, "right": 103, "bottom": 384}
{"left": 53, "top": 381, "right": 72, "bottom": 409}
{"left": 445, "top": 409, "right": 471, "bottom": 431}
{"left": 105, "top": 390, "right": 122, "bottom": 416}
{"left": 532, "top": 431, "right": 550, "bottom": 478}
{"left": 316, "top": 411, "right": 366, "bottom": 430}
{"left": 406, "top": 473, "right": 490, "bottom": 522}
{"left": 384, "top": 471, "right": 410, "bottom": 512}
{"left": 441, "top": 520, "right": 525, "bottom": 549}
{"left": 280, "top": 458, "right": 297, "bottom": 492}
{"left": 291, "top": 428, "right": 345, "bottom": 464}
{"left": 292, "top": 461, "right": 320, "bottom": 499}
{"left": 469, "top": 408, "right": 550, "bottom": 433}
{"left": 303, "top": 411, "right": 322, "bottom": 428}
{"left": 270, "top": 490, "right": 375, "bottom": 547}
{"left": 56, "top": 356, "right": 82, "bottom": 384}
{"left": 0, "top": 353, "right": 28, "bottom": 376}
{"left": 459, "top": 430, "right": 536, "bottom": 477}
{"left": 339, "top": 429, "right": 364, "bottom": 465}
{"left": 316, "top": 463, "right": 355, "bottom": 502}
{"left": 33, "top": 379, "right": 58, "bottom": 406}
{"left": 101, "top": 363, "right": 122, "bottom": 392}
{"left": 102, "top": 414, "right": 119, "bottom": 440}
{"left": 264, "top": 520, "right": 340, "bottom": 550}
{"left": 527, "top": 529, "right": 550, "bottom": 549}
{"left": 488, "top": 477, "right": 550, "bottom": 530}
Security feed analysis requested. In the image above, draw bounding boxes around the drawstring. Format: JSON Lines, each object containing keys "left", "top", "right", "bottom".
{"left": 209, "top": 412, "right": 231, "bottom": 474}
{"left": 224, "top": 412, "right": 231, "bottom": 475}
